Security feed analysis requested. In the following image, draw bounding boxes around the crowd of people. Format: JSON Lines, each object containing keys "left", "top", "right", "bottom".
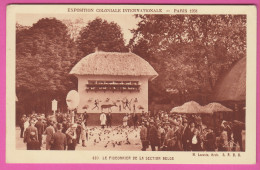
{"left": 19, "top": 112, "right": 89, "bottom": 150}
{"left": 18, "top": 110, "right": 245, "bottom": 152}
{"left": 138, "top": 111, "right": 245, "bottom": 151}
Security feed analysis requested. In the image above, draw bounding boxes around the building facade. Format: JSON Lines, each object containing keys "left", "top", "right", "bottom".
{"left": 70, "top": 51, "right": 158, "bottom": 114}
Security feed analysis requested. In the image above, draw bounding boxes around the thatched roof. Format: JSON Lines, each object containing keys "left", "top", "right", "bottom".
{"left": 170, "top": 101, "right": 204, "bottom": 114}
{"left": 70, "top": 51, "right": 158, "bottom": 79}
{"left": 202, "top": 102, "right": 233, "bottom": 114}
{"left": 212, "top": 57, "right": 246, "bottom": 101}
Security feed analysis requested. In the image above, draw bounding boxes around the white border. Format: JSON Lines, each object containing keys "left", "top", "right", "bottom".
{"left": 6, "top": 5, "right": 257, "bottom": 164}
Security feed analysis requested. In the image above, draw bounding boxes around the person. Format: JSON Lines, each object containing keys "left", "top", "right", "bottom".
{"left": 51, "top": 123, "right": 67, "bottom": 150}
{"left": 174, "top": 124, "right": 183, "bottom": 151}
{"left": 217, "top": 131, "right": 229, "bottom": 151}
{"left": 66, "top": 124, "right": 77, "bottom": 150}
{"left": 140, "top": 122, "right": 148, "bottom": 151}
{"left": 123, "top": 114, "right": 128, "bottom": 127}
{"left": 106, "top": 113, "right": 112, "bottom": 128}
{"left": 44, "top": 121, "right": 55, "bottom": 150}
{"left": 83, "top": 112, "right": 89, "bottom": 125}
{"left": 203, "top": 128, "right": 216, "bottom": 151}
{"left": 27, "top": 132, "right": 41, "bottom": 150}
{"left": 221, "top": 120, "right": 232, "bottom": 142}
{"left": 191, "top": 128, "right": 202, "bottom": 151}
{"left": 157, "top": 123, "right": 165, "bottom": 151}
{"left": 76, "top": 121, "right": 82, "bottom": 144}
{"left": 132, "top": 113, "right": 138, "bottom": 129}
{"left": 100, "top": 112, "right": 107, "bottom": 129}
{"left": 232, "top": 122, "right": 243, "bottom": 151}
{"left": 35, "top": 117, "right": 44, "bottom": 147}
{"left": 164, "top": 113, "right": 169, "bottom": 122}
{"left": 182, "top": 120, "right": 191, "bottom": 151}
{"left": 80, "top": 120, "right": 87, "bottom": 147}
{"left": 62, "top": 120, "right": 69, "bottom": 134}
{"left": 190, "top": 122, "right": 196, "bottom": 133}
{"left": 19, "top": 115, "right": 26, "bottom": 138}
{"left": 164, "top": 123, "right": 175, "bottom": 151}
{"left": 23, "top": 120, "right": 39, "bottom": 150}
{"left": 148, "top": 120, "right": 159, "bottom": 151}
{"left": 127, "top": 113, "right": 132, "bottom": 127}
{"left": 23, "top": 117, "right": 30, "bottom": 135}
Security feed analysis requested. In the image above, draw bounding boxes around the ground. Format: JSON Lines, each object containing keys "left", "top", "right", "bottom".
{"left": 16, "top": 127, "right": 245, "bottom": 151}
{"left": 16, "top": 126, "right": 149, "bottom": 151}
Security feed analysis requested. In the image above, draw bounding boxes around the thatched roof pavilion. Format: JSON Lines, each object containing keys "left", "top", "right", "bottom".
{"left": 212, "top": 57, "right": 246, "bottom": 101}
{"left": 70, "top": 51, "right": 158, "bottom": 80}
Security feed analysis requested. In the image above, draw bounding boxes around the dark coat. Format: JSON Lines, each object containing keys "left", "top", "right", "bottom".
{"left": 27, "top": 140, "right": 41, "bottom": 150}
{"left": 106, "top": 114, "right": 112, "bottom": 122}
{"left": 52, "top": 131, "right": 67, "bottom": 150}
{"left": 148, "top": 125, "right": 159, "bottom": 145}
{"left": 133, "top": 114, "right": 138, "bottom": 122}
{"left": 182, "top": 127, "right": 192, "bottom": 143}
{"left": 140, "top": 126, "right": 147, "bottom": 141}
{"left": 24, "top": 126, "right": 38, "bottom": 143}
{"left": 19, "top": 118, "right": 25, "bottom": 128}
{"left": 35, "top": 121, "right": 44, "bottom": 135}
{"left": 204, "top": 132, "right": 216, "bottom": 151}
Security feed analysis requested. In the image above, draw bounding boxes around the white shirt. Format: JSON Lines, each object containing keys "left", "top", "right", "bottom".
{"left": 192, "top": 135, "right": 198, "bottom": 144}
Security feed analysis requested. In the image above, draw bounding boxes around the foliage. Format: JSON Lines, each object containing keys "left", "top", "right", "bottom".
{"left": 76, "top": 18, "right": 128, "bottom": 56}
{"left": 16, "top": 17, "right": 129, "bottom": 117}
{"left": 130, "top": 15, "right": 246, "bottom": 104}
{"left": 16, "top": 18, "right": 80, "bottom": 115}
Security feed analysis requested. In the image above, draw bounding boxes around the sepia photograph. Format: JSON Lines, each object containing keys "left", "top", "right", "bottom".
{"left": 5, "top": 4, "right": 257, "bottom": 164}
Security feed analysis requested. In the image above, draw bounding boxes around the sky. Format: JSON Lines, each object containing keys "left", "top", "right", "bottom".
{"left": 16, "top": 13, "right": 140, "bottom": 44}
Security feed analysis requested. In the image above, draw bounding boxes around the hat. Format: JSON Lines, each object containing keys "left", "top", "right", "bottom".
{"left": 149, "top": 119, "right": 154, "bottom": 123}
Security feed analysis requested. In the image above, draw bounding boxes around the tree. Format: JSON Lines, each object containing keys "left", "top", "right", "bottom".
{"left": 76, "top": 18, "right": 127, "bottom": 56}
{"left": 130, "top": 15, "right": 246, "bottom": 104}
{"left": 16, "top": 18, "right": 80, "bottom": 117}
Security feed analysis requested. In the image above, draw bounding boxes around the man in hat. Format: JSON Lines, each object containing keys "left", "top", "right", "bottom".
{"left": 182, "top": 119, "right": 191, "bottom": 151}
{"left": 157, "top": 123, "right": 165, "bottom": 151}
{"left": 51, "top": 123, "right": 67, "bottom": 150}
{"left": 66, "top": 123, "right": 77, "bottom": 150}
{"left": 132, "top": 113, "right": 138, "bottom": 129}
{"left": 140, "top": 122, "right": 148, "bottom": 151}
{"left": 35, "top": 117, "right": 44, "bottom": 147}
{"left": 106, "top": 112, "right": 112, "bottom": 128}
{"left": 19, "top": 115, "right": 26, "bottom": 138}
{"left": 76, "top": 120, "right": 82, "bottom": 144}
{"left": 203, "top": 127, "right": 216, "bottom": 151}
{"left": 164, "top": 122, "right": 176, "bottom": 151}
{"left": 148, "top": 119, "right": 159, "bottom": 151}
{"left": 44, "top": 121, "right": 55, "bottom": 150}
{"left": 83, "top": 111, "right": 89, "bottom": 126}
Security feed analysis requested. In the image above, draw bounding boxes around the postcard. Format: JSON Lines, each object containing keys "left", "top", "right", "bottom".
{"left": 6, "top": 4, "right": 257, "bottom": 164}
